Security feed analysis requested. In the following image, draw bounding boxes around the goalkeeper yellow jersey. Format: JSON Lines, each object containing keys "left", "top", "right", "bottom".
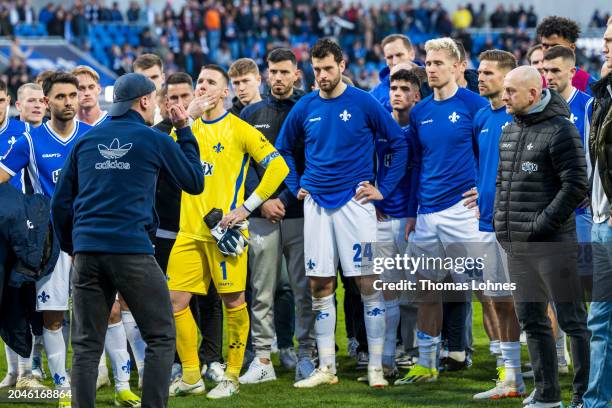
{"left": 174, "top": 111, "right": 288, "bottom": 242}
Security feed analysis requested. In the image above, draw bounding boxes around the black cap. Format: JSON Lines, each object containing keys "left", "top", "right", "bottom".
{"left": 109, "top": 73, "right": 156, "bottom": 117}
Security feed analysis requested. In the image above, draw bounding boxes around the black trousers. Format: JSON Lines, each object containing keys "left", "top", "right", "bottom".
{"left": 154, "top": 236, "right": 224, "bottom": 365}
{"left": 508, "top": 240, "right": 590, "bottom": 403}
{"left": 71, "top": 253, "right": 174, "bottom": 408}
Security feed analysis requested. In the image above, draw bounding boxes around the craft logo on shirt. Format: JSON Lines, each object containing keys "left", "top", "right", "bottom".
{"left": 202, "top": 161, "right": 214, "bottom": 176}
{"left": 308, "top": 116, "right": 322, "bottom": 123}
{"left": 254, "top": 123, "right": 270, "bottom": 129}
{"left": 420, "top": 119, "right": 433, "bottom": 125}
{"left": 42, "top": 153, "right": 62, "bottom": 158}
{"left": 501, "top": 143, "right": 512, "bottom": 149}
{"left": 96, "top": 138, "right": 132, "bottom": 170}
{"left": 480, "top": 128, "right": 489, "bottom": 134}
{"left": 448, "top": 112, "right": 460, "bottom": 123}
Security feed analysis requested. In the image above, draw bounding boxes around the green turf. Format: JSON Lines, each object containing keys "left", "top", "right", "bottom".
{"left": 0, "top": 287, "right": 574, "bottom": 407}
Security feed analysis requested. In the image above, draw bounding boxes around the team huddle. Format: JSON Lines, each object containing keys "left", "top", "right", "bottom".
{"left": 0, "top": 14, "right": 611, "bottom": 408}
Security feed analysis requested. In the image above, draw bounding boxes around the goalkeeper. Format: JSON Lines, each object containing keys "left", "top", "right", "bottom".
{"left": 166, "top": 64, "right": 289, "bottom": 400}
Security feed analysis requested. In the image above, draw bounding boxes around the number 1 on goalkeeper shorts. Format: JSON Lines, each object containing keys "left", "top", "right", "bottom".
{"left": 220, "top": 261, "right": 227, "bottom": 281}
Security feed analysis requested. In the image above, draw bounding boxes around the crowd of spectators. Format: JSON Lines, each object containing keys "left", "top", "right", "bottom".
{"left": 0, "top": 0, "right": 608, "bottom": 91}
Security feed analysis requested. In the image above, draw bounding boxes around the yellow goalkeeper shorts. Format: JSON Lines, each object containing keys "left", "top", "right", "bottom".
{"left": 166, "top": 235, "right": 247, "bottom": 294}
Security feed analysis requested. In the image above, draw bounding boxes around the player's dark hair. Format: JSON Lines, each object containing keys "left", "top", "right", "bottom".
{"left": 267, "top": 48, "right": 297, "bottom": 66}
{"left": 310, "top": 38, "right": 343, "bottom": 63}
{"left": 527, "top": 44, "right": 543, "bottom": 61}
{"left": 478, "top": 49, "right": 517, "bottom": 72}
{"left": 536, "top": 16, "right": 580, "bottom": 44}
{"left": 543, "top": 45, "right": 576, "bottom": 64}
{"left": 42, "top": 72, "right": 79, "bottom": 96}
{"left": 36, "top": 70, "right": 55, "bottom": 86}
{"left": 381, "top": 34, "right": 413, "bottom": 51}
{"left": 133, "top": 53, "right": 164, "bottom": 72}
{"left": 201, "top": 64, "right": 230, "bottom": 86}
{"left": 0, "top": 78, "right": 7, "bottom": 94}
{"left": 390, "top": 69, "right": 421, "bottom": 89}
{"left": 166, "top": 72, "right": 193, "bottom": 88}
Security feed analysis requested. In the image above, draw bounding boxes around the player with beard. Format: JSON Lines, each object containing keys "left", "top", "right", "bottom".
{"left": 276, "top": 38, "right": 408, "bottom": 389}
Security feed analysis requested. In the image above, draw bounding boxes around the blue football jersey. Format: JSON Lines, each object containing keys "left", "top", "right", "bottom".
{"left": 0, "top": 119, "right": 92, "bottom": 197}
{"left": 91, "top": 110, "right": 110, "bottom": 126}
{"left": 473, "top": 105, "right": 513, "bottom": 232}
{"left": 566, "top": 87, "right": 593, "bottom": 215}
{"left": 0, "top": 118, "right": 27, "bottom": 191}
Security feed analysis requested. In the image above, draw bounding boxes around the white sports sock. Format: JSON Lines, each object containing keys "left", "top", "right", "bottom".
{"left": 99, "top": 349, "right": 108, "bottom": 373}
{"left": 106, "top": 322, "right": 131, "bottom": 392}
{"left": 500, "top": 341, "right": 522, "bottom": 384}
{"left": 489, "top": 339, "right": 501, "bottom": 355}
{"left": 362, "top": 292, "right": 385, "bottom": 369}
{"left": 383, "top": 299, "right": 400, "bottom": 368}
{"left": 556, "top": 331, "right": 568, "bottom": 365}
{"left": 121, "top": 311, "right": 146, "bottom": 379}
{"left": 5, "top": 344, "right": 18, "bottom": 375}
{"left": 312, "top": 294, "right": 336, "bottom": 374}
{"left": 18, "top": 355, "right": 32, "bottom": 378}
{"left": 43, "top": 327, "right": 69, "bottom": 388}
{"left": 416, "top": 331, "right": 440, "bottom": 369}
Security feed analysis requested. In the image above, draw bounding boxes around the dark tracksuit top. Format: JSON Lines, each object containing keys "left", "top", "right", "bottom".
{"left": 51, "top": 110, "right": 204, "bottom": 255}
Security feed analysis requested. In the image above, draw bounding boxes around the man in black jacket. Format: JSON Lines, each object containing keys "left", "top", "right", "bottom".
{"left": 495, "top": 65, "right": 590, "bottom": 408}
{"left": 238, "top": 48, "right": 315, "bottom": 384}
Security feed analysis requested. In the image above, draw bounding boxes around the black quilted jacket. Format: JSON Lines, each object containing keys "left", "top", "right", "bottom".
{"left": 494, "top": 89, "right": 588, "bottom": 248}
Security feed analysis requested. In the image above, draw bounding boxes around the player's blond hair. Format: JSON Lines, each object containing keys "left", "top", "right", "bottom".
{"left": 424, "top": 37, "right": 461, "bottom": 61}
{"left": 72, "top": 65, "right": 100, "bottom": 83}
{"left": 17, "top": 82, "right": 43, "bottom": 101}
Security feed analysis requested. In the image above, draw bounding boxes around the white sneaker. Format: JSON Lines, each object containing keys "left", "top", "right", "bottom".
{"left": 96, "top": 371, "right": 111, "bottom": 390}
{"left": 280, "top": 348, "right": 298, "bottom": 370}
{"left": 0, "top": 372, "right": 17, "bottom": 388}
{"left": 524, "top": 400, "right": 563, "bottom": 407}
{"left": 368, "top": 367, "right": 388, "bottom": 388}
{"left": 205, "top": 362, "right": 226, "bottom": 383}
{"left": 206, "top": 379, "right": 239, "bottom": 399}
{"left": 295, "top": 357, "right": 316, "bottom": 382}
{"left": 16, "top": 376, "right": 49, "bottom": 389}
{"left": 293, "top": 366, "right": 338, "bottom": 388}
{"left": 168, "top": 377, "right": 205, "bottom": 397}
{"left": 239, "top": 358, "right": 276, "bottom": 384}
{"left": 523, "top": 389, "right": 536, "bottom": 405}
{"left": 474, "top": 381, "right": 526, "bottom": 399}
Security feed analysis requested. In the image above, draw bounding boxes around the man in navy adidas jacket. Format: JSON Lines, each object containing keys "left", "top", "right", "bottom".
{"left": 51, "top": 73, "right": 204, "bottom": 408}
